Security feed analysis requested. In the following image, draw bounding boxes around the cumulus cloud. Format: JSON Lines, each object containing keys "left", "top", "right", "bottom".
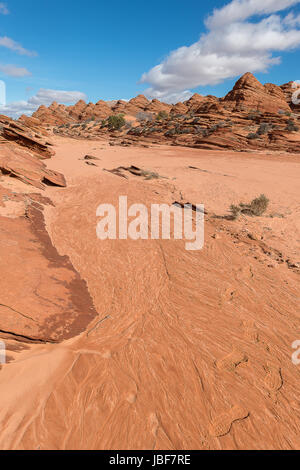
{"left": 141, "top": 0, "right": 300, "bottom": 102}
{"left": 0, "top": 64, "right": 31, "bottom": 77}
{"left": 148, "top": 89, "right": 194, "bottom": 102}
{"left": 0, "top": 36, "right": 37, "bottom": 56}
{"left": 0, "top": 3, "right": 9, "bottom": 14}
{"left": 284, "top": 11, "right": 300, "bottom": 24}
{"left": 206, "top": 0, "right": 300, "bottom": 28}
{"left": 27, "top": 89, "right": 87, "bottom": 106}
{"left": 0, "top": 89, "right": 87, "bottom": 118}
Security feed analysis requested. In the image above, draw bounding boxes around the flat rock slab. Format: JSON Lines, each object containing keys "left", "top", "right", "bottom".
{"left": 0, "top": 144, "right": 66, "bottom": 189}
{"left": 2, "top": 124, "right": 55, "bottom": 159}
{"left": 0, "top": 188, "right": 97, "bottom": 342}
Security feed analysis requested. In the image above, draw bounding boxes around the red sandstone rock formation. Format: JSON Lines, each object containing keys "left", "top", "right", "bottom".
{"left": 28, "top": 73, "right": 300, "bottom": 154}
{"left": 32, "top": 73, "right": 297, "bottom": 129}
{"left": 2, "top": 123, "right": 54, "bottom": 159}
{"left": 0, "top": 84, "right": 300, "bottom": 449}
{"left": 223, "top": 72, "right": 291, "bottom": 113}
{"left": 0, "top": 144, "right": 66, "bottom": 189}
{"left": 0, "top": 184, "right": 95, "bottom": 343}
{"left": 129, "top": 94, "right": 149, "bottom": 109}
{"left": 144, "top": 98, "right": 172, "bottom": 114}
{"left": 0, "top": 137, "right": 299, "bottom": 449}
{"left": 184, "top": 93, "right": 205, "bottom": 111}
{"left": 171, "top": 102, "right": 189, "bottom": 115}
{"left": 0, "top": 112, "right": 66, "bottom": 189}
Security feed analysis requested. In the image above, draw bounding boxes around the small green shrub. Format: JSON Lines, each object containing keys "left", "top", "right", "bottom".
{"left": 247, "top": 111, "right": 261, "bottom": 120}
{"left": 286, "top": 119, "right": 299, "bottom": 132}
{"left": 156, "top": 111, "right": 168, "bottom": 121}
{"left": 257, "top": 123, "right": 270, "bottom": 135}
{"left": 107, "top": 114, "right": 126, "bottom": 130}
{"left": 164, "top": 128, "right": 176, "bottom": 137}
{"left": 247, "top": 132, "right": 259, "bottom": 139}
{"left": 230, "top": 194, "right": 269, "bottom": 219}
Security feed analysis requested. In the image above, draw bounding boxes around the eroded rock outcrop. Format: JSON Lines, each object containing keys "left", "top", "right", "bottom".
{"left": 0, "top": 185, "right": 96, "bottom": 343}
{"left": 223, "top": 72, "right": 291, "bottom": 114}
{"left": 35, "top": 73, "right": 300, "bottom": 153}
{"left": 184, "top": 93, "right": 205, "bottom": 110}
{"left": 0, "top": 113, "right": 66, "bottom": 188}
{"left": 1, "top": 122, "right": 55, "bottom": 159}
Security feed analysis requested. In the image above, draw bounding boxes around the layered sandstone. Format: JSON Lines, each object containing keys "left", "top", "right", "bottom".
{"left": 223, "top": 72, "right": 291, "bottom": 113}
{"left": 0, "top": 135, "right": 299, "bottom": 450}
{"left": 0, "top": 144, "right": 66, "bottom": 189}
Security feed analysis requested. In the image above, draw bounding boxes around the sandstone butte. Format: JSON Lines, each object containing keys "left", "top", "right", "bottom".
{"left": 0, "top": 72, "right": 299, "bottom": 450}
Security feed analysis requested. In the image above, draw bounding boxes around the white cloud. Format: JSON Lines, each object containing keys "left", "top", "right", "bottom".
{"left": 0, "top": 3, "right": 9, "bottom": 14}
{"left": 141, "top": 0, "right": 300, "bottom": 102}
{"left": 0, "top": 36, "right": 37, "bottom": 56}
{"left": 0, "top": 64, "right": 31, "bottom": 77}
{"left": 28, "top": 89, "right": 87, "bottom": 106}
{"left": 148, "top": 89, "right": 193, "bottom": 103}
{"left": 284, "top": 11, "right": 300, "bottom": 25}
{"left": 0, "top": 89, "right": 87, "bottom": 118}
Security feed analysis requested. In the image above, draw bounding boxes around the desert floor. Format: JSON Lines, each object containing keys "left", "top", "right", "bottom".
{"left": 0, "top": 137, "right": 299, "bottom": 450}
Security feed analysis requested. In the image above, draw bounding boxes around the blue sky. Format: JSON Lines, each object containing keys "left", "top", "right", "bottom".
{"left": 1, "top": 0, "right": 300, "bottom": 116}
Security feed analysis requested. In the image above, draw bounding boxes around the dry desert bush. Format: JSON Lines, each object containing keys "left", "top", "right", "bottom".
{"left": 230, "top": 194, "right": 269, "bottom": 220}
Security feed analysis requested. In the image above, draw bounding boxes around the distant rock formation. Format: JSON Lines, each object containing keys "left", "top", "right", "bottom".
{"left": 49, "top": 73, "right": 300, "bottom": 154}
{"left": 30, "top": 73, "right": 298, "bottom": 130}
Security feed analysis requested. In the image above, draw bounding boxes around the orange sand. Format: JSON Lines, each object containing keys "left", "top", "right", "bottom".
{"left": 0, "top": 136, "right": 299, "bottom": 450}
